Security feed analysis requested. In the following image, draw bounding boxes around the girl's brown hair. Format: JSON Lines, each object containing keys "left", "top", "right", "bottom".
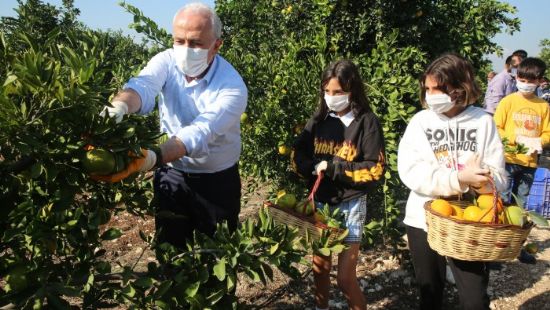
{"left": 419, "top": 53, "right": 481, "bottom": 108}
{"left": 314, "top": 59, "right": 371, "bottom": 121}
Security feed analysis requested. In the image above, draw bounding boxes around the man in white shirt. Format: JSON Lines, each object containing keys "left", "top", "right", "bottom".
{"left": 95, "top": 3, "right": 248, "bottom": 247}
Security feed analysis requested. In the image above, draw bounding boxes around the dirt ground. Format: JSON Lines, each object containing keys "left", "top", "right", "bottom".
{"left": 103, "top": 185, "right": 550, "bottom": 310}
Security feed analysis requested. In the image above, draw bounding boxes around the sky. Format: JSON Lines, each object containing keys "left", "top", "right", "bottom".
{"left": 1, "top": 0, "right": 548, "bottom": 71}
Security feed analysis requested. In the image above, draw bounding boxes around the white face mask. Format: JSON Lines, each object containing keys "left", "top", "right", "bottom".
{"left": 516, "top": 80, "right": 538, "bottom": 94}
{"left": 425, "top": 93, "right": 454, "bottom": 114}
{"left": 173, "top": 45, "right": 211, "bottom": 77}
{"left": 324, "top": 94, "right": 350, "bottom": 112}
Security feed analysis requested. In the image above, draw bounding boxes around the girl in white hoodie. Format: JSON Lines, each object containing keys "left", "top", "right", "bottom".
{"left": 398, "top": 54, "right": 507, "bottom": 310}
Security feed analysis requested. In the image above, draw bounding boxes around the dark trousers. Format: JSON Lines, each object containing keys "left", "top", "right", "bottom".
{"left": 153, "top": 164, "right": 241, "bottom": 248}
{"left": 502, "top": 163, "right": 536, "bottom": 207}
{"left": 406, "top": 226, "right": 490, "bottom": 310}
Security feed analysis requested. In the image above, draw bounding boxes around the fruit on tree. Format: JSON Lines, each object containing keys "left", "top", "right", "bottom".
{"left": 278, "top": 145, "right": 290, "bottom": 156}
{"left": 240, "top": 112, "right": 248, "bottom": 123}
{"left": 81, "top": 148, "right": 116, "bottom": 175}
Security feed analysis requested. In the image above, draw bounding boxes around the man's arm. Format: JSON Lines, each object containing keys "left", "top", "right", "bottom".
{"left": 112, "top": 88, "right": 142, "bottom": 114}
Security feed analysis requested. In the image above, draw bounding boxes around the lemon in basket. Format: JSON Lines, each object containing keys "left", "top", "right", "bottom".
{"left": 431, "top": 199, "right": 453, "bottom": 217}
{"left": 450, "top": 204, "right": 464, "bottom": 219}
{"left": 463, "top": 205, "right": 482, "bottom": 222}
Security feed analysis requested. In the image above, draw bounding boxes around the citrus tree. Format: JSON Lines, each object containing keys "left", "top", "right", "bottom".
{"left": 215, "top": 0, "right": 519, "bottom": 246}
{"left": 0, "top": 1, "right": 338, "bottom": 308}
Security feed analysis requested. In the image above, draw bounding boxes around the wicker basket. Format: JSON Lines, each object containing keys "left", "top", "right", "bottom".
{"left": 265, "top": 174, "right": 345, "bottom": 243}
{"left": 424, "top": 180, "right": 533, "bottom": 261}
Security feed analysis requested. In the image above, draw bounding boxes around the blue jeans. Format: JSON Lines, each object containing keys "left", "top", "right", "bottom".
{"left": 501, "top": 163, "right": 536, "bottom": 207}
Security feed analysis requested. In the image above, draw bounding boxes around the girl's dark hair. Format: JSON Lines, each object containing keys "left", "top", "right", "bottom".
{"left": 517, "top": 57, "right": 547, "bottom": 80}
{"left": 419, "top": 53, "right": 481, "bottom": 108}
{"left": 314, "top": 59, "right": 371, "bottom": 121}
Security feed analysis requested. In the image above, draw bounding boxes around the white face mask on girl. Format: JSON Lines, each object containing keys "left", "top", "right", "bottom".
{"left": 173, "top": 45, "right": 210, "bottom": 77}
{"left": 516, "top": 80, "right": 538, "bottom": 94}
{"left": 425, "top": 93, "right": 454, "bottom": 114}
{"left": 324, "top": 94, "right": 350, "bottom": 112}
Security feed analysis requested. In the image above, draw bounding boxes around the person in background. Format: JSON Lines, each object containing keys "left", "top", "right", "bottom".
{"left": 398, "top": 53, "right": 507, "bottom": 310}
{"left": 537, "top": 77, "right": 550, "bottom": 103}
{"left": 494, "top": 57, "right": 550, "bottom": 264}
{"left": 94, "top": 3, "right": 248, "bottom": 248}
{"left": 483, "top": 51, "right": 525, "bottom": 115}
{"left": 487, "top": 71, "right": 496, "bottom": 82}
{"left": 292, "top": 59, "right": 385, "bottom": 310}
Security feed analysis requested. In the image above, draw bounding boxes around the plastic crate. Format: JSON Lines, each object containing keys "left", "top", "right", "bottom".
{"left": 526, "top": 202, "right": 550, "bottom": 218}
{"left": 533, "top": 167, "right": 550, "bottom": 182}
{"left": 526, "top": 179, "right": 550, "bottom": 218}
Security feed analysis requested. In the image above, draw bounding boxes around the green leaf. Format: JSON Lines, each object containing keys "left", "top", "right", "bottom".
{"left": 184, "top": 281, "right": 200, "bottom": 298}
{"left": 122, "top": 284, "right": 136, "bottom": 297}
{"left": 213, "top": 258, "right": 226, "bottom": 281}
{"left": 206, "top": 288, "right": 225, "bottom": 304}
{"left": 269, "top": 242, "right": 279, "bottom": 255}
{"left": 155, "top": 280, "right": 172, "bottom": 298}
{"left": 3, "top": 75, "right": 17, "bottom": 87}
{"left": 100, "top": 228, "right": 122, "bottom": 240}
{"left": 528, "top": 211, "right": 549, "bottom": 227}
{"left": 133, "top": 276, "right": 153, "bottom": 289}
{"left": 330, "top": 244, "right": 346, "bottom": 254}
{"left": 316, "top": 247, "right": 331, "bottom": 256}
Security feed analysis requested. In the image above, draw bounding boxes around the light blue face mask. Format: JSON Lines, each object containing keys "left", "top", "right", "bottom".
{"left": 516, "top": 80, "right": 538, "bottom": 94}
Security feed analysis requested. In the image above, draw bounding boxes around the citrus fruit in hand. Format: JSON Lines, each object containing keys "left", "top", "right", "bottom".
{"left": 431, "top": 199, "right": 453, "bottom": 217}
{"left": 81, "top": 148, "right": 116, "bottom": 175}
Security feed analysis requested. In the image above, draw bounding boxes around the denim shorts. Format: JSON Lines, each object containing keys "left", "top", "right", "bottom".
{"left": 315, "top": 195, "right": 367, "bottom": 243}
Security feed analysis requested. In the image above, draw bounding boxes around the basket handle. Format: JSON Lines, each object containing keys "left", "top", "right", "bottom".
{"left": 478, "top": 176, "right": 500, "bottom": 224}
{"left": 298, "top": 172, "right": 323, "bottom": 214}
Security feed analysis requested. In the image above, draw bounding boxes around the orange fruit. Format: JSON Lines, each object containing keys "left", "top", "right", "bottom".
{"left": 476, "top": 194, "right": 504, "bottom": 212}
{"left": 81, "top": 148, "right": 116, "bottom": 175}
{"left": 431, "top": 199, "right": 453, "bottom": 217}
{"left": 278, "top": 145, "right": 290, "bottom": 156}
{"left": 450, "top": 204, "right": 464, "bottom": 219}
{"left": 478, "top": 208, "right": 496, "bottom": 223}
{"left": 463, "top": 205, "right": 482, "bottom": 222}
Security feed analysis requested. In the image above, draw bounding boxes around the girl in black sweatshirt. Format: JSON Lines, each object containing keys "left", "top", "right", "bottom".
{"left": 292, "top": 59, "right": 385, "bottom": 310}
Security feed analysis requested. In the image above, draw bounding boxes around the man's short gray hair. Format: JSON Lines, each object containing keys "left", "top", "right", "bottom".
{"left": 173, "top": 2, "right": 222, "bottom": 39}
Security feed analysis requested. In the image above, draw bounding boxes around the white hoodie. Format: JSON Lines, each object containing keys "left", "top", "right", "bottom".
{"left": 398, "top": 106, "right": 507, "bottom": 231}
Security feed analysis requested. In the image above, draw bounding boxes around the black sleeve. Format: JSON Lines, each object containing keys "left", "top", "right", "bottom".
{"left": 325, "top": 114, "right": 385, "bottom": 187}
{"left": 291, "top": 118, "right": 316, "bottom": 178}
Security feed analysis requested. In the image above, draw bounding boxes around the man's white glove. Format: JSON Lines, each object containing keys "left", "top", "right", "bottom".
{"left": 516, "top": 135, "right": 542, "bottom": 155}
{"left": 312, "top": 160, "right": 328, "bottom": 175}
{"left": 100, "top": 100, "right": 128, "bottom": 123}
